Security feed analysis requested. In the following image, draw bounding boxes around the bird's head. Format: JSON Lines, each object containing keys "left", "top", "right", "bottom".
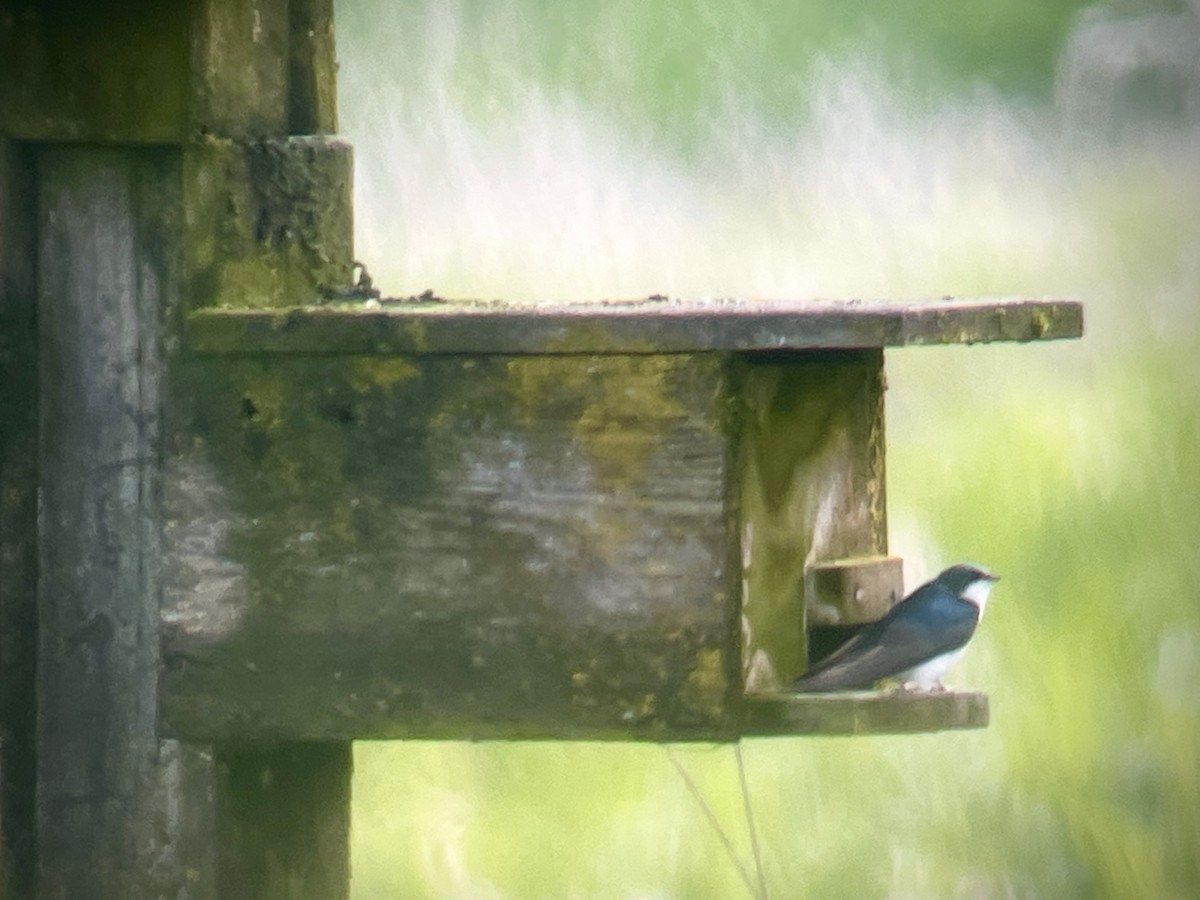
{"left": 935, "top": 563, "right": 999, "bottom": 615}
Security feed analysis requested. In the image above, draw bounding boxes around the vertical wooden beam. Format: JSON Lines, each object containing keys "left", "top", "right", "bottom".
{"left": 4, "top": 0, "right": 351, "bottom": 896}
{"left": 288, "top": 0, "right": 338, "bottom": 134}
{"left": 186, "top": 0, "right": 356, "bottom": 893}
{"left": 190, "top": 0, "right": 290, "bottom": 139}
{"left": 216, "top": 744, "right": 352, "bottom": 900}
{"left": 36, "top": 147, "right": 175, "bottom": 900}
{"left": 738, "top": 351, "right": 888, "bottom": 692}
{"left": 190, "top": 0, "right": 355, "bottom": 891}
{"left": 0, "top": 136, "right": 38, "bottom": 900}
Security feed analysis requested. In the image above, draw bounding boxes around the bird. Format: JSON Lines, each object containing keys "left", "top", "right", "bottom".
{"left": 792, "top": 563, "right": 999, "bottom": 693}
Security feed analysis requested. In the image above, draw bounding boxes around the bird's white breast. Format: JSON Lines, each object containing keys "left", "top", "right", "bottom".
{"left": 900, "top": 647, "right": 966, "bottom": 690}
{"left": 962, "top": 579, "right": 995, "bottom": 618}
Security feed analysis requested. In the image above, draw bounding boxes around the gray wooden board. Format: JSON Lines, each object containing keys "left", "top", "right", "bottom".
{"left": 187, "top": 297, "right": 1083, "bottom": 356}
{"left": 37, "top": 147, "right": 176, "bottom": 900}
{"left": 161, "top": 353, "right": 742, "bottom": 741}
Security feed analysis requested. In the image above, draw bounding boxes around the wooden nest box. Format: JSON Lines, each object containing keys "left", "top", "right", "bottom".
{"left": 172, "top": 297, "right": 1082, "bottom": 742}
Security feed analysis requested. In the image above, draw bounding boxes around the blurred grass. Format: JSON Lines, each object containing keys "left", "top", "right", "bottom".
{"left": 339, "top": 0, "right": 1200, "bottom": 896}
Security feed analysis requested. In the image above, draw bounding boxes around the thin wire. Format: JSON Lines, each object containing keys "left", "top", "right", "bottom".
{"left": 735, "top": 742, "right": 769, "bottom": 900}
{"left": 665, "top": 746, "right": 759, "bottom": 899}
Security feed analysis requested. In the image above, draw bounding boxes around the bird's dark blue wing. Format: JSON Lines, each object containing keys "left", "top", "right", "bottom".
{"left": 792, "top": 581, "right": 979, "bottom": 692}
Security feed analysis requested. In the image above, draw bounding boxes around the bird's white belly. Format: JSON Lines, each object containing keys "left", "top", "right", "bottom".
{"left": 899, "top": 647, "right": 965, "bottom": 690}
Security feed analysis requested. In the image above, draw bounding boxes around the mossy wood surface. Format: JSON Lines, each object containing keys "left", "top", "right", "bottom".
{"left": 186, "top": 297, "right": 1083, "bottom": 356}
{"left": 738, "top": 353, "right": 888, "bottom": 694}
{"left": 182, "top": 137, "right": 354, "bottom": 312}
{"left": 157, "top": 345, "right": 941, "bottom": 739}
{"left": 162, "top": 353, "right": 742, "bottom": 741}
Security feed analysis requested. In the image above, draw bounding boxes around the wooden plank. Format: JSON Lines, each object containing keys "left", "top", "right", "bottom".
{"left": 737, "top": 352, "right": 888, "bottom": 694}
{"left": 215, "top": 744, "right": 351, "bottom": 900}
{"left": 185, "top": 297, "right": 1084, "bottom": 356}
{"left": 806, "top": 555, "right": 904, "bottom": 626}
{"left": 36, "top": 146, "right": 181, "bottom": 900}
{"left": 161, "top": 353, "right": 740, "bottom": 741}
{"left": 741, "top": 691, "right": 989, "bottom": 735}
{"left": 0, "top": 136, "right": 37, "bottom": 900}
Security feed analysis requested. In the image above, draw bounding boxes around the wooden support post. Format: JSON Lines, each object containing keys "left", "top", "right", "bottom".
{"left": 35, "top": 146, "right": 174, "bottom": 899}
{"left": 189, "top": 3, "right": 355, "bottom": 896}
{"left": 6, "top": 1, "right": 353, "bottom": 896}
{"left": 216, "top": 744, "right": 352, "bottom": 900}
{"left": 0, "top": 136, "right": 38, "bottom": 900}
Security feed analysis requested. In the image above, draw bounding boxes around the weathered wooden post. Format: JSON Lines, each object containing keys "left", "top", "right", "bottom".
{"left": 1, "top": 0, "right": 351, "bottom": 897}
{"left": 1, "top": 126, "right": 38, "bottom": 900}
{"left": 0, "top": 2, "right": 1084, "bottom": 898}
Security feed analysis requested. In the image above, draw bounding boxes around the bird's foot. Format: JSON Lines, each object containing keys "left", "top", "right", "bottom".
{"left": 898, "top": 680, "right": 948, "bottom": 693}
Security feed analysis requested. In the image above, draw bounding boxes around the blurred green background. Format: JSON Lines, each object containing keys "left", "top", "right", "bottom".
{"left": 335, "top": 1, "right": 1200, "bottom": 896}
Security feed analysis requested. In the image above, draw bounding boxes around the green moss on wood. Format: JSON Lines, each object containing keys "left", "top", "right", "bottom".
{"left": 504, "top": 353, "right": 691, "bottom": 493}
{"left": 678, "top": 648, "right": 730, "bottom": 720}
{"left": 182, "top": 137, "right": 353, "bottom": 310}
{"left": 182, "top": 298, "right": 1084, "bottom": 357}
{"left": 737, "top": 351, "right": 888, "bottom": 693}
{"left": 348, "top": 358, "right": 420, "bottom": 393}
{"left": 191, "top": 0, "right": 289, "bottom": 138}
{"left": 162, "top": 352, "right": 737, "bottom": 740}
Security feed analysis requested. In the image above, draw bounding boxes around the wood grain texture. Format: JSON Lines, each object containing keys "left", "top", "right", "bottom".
{"left": 0, "top": 0, "right": 324, "bottom": 143}
{"left": 36, "top": 146, "right": 180, "bottom": 900}
{"left": 186, "top": 297, "right": 1084, "bottom": 356}
{"left": 162, "top": 354, "right": 740, "bottom": 741}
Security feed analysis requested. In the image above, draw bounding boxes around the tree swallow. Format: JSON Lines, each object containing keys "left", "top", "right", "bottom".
{"left": 792, "top": 563, "right": 999, "bottom": 693}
